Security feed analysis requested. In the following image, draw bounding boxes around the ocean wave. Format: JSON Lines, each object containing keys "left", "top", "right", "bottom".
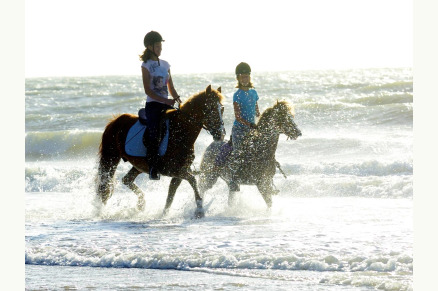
{"left": 25, "top": 130, "right": 102, "bottom": 160}
{"left": 329, "top": 80, "right": 412, "bottom": 92}
{"left": 111, "top": 91, "right": 140, "bottom": 98}
{"left": 348, "top": 93, "right": 412, "bottom": 106}
{"left": 297, "top": 103, "right": 412, "bottom": 127}
{"left": 25, "top": 249, "right": 412, "bottom": 275}
{"left": 25, "top": 70, "right": 413, "bottom": 134}
{"left": 357, "top": 81, "right": 413, "bottom": 93}
{"left": 320, "top": 272, "right": 412, "bottom": 291}
{"left": 276, "top": 174, "right": 412, "bottom": 198}
{"left": 25, "top": 165, "right": 95, "bottom": 193}
{"left": 280, "top": 160, "right": 412, "bottom": 177}
{"left": 25, "top": 159, "right": 412, "bottom": 198}
{"left": 297, "top": 97, "right": 412, "bottom": 112}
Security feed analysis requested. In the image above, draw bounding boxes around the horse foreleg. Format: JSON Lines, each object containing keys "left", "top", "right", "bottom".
{"left": 122, "top": 167, "right": 145, "bottom": 211}
{"left": 184, "top": 173, "right": 204, "bottom": 219}
{"left": 163, "top": 177, "right": 182, "bottom": 215}
{"left": 256, "top": 180, "right": 274, "bottom": 208}
{"left": 228, "top": 187, "right": 237, "bottom": 207}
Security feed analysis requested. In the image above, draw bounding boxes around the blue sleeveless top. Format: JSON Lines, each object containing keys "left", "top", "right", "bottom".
{"left": 233, "top": 88, "right": 259, "bottom": 128}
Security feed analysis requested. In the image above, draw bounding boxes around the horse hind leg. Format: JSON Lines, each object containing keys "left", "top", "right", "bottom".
{"left": 163, "top": 177, "right": 183, "bottom": 215}
{"left": 96, "top": 152, "right": 121, "bottom": 205}
{"left": 122, "top": 167, "right": 145, "bottom": 210}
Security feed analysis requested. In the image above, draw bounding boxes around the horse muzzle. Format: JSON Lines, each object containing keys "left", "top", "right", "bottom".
{"left": 287, "top": 128, "right": 302, "bottom": 140}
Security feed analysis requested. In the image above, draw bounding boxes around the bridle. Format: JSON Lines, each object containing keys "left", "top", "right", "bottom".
{"left": 258, "top": 110, "right": 297, "bottom": 138}
{"left": 201, "top": 102, "right": 225, "bottom": 136}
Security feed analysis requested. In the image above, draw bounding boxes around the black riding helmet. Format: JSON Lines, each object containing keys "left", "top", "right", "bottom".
{"left": 144, "top": 31, "right": 164, "bottom": 47}
{"left": 143, "top": 31, "right": 164, "bottom": 65}
{"left": 235, "top": 62, "right": 251, "bottom": 75}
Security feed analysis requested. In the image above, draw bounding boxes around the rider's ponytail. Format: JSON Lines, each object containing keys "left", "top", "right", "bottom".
{"left": 139, "top": 48, "right": 154, "bottom": 62}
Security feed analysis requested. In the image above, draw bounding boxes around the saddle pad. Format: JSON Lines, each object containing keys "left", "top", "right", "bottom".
{"left": 125, "top": 120, "right": 169, "bottom": 157}
{"left": 138, "top": 108, "right": 147, "bottom": 125}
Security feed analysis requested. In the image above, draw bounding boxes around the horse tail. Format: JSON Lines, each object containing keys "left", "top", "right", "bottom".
{"left": 96, "top": 114, "right": 128, "bottom": 204}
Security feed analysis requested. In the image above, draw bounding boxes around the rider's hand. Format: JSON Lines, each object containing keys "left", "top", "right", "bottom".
{"left": 166, "top": 98, "right": 176, "bottom": 106}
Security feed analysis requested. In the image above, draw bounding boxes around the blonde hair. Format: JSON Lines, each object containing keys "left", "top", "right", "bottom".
{"left": 235, "top": 76, "right": 254, "bottom": 89}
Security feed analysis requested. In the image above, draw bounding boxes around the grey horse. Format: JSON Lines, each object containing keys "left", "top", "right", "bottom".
{"left": 199, "top": 100, "right": 302, "bottom": 208}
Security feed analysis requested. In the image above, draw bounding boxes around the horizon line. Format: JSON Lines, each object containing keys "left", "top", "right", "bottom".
{"left": 25, "top": 66, "right": 413, "bottom": 79}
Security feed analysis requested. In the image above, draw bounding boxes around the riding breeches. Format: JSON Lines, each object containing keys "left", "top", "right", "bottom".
{"left": 144, "top": 102, "right": 172, "bottom": 153}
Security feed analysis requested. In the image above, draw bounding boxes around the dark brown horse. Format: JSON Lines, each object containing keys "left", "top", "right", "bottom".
{"left": 96, "top": 85, "right": 225, "bottom": 218}
{"left": 198, "top": 100, "right": 301, "bottom": 208}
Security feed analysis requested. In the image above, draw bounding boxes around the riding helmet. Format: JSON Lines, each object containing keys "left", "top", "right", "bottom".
{"left": 144, "top": 31, "right": 164, "bottom": 47}
{"left": 235, "top": 62, "right": 251, "bottom": 75}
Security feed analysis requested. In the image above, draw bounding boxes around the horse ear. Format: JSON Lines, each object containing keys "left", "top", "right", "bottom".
{"left": 206, "top": 84, "right": 212, "bottom": 94}
{"left": 217, "top": 87, "right": 221, "bottom": 93}
{"left": 276, "top": 99, "right": 279, "bottom": 105}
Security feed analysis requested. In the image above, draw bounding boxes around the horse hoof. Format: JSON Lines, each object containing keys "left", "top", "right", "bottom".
{"left": 194, "top": 208, "right": 205, "bottom": 219}
{"left": 137, "top": 198, "right": 145, "bottom": 211}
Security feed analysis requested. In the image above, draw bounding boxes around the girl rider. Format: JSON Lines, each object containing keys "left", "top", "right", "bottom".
{"left": 140, "top": 31, "right": 182, "bottom": 180}
{"left": 229, "top": 62, "right": 261, "bottom": 191}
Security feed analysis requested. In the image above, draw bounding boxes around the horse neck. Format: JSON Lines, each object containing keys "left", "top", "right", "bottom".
{"left": 259, "top": 131, "right": 280, "bottom": 158}
{"left": 173, "top": 107, "right": 203, "bottom": 144}
{"left": 252, "top": 113, "right": 281, "bottom": 156}
{"left": 248, "top": 129, "right": 280, "bottom": 160}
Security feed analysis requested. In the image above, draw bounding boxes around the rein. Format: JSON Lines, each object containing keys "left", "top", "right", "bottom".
{"left": 174, "top": 107, "right": 209, "bottom": 130}
{"left": 275, "top": 160, "right": 287, "bottom": 179}
{"left": 173, "top": 101, "right": 223, "bottom": 136}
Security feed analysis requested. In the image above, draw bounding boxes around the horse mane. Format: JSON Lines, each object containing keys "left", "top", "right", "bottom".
{"left": 237, "top": 100, "right": 295, "bottom": 146}
{"left": 179, "top": 86, "right": 224, "bottom": 112}
{"left": 258, "top": 100, "right": 295, "bottom": 125}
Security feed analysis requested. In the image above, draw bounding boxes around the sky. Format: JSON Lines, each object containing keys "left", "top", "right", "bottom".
{"left": 25, "top": 0, "right": 413, "bottom": 77}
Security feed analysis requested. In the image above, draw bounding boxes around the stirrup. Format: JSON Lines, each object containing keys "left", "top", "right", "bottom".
{"left": 149, "top": 167, "right": 160, "bottom": 180}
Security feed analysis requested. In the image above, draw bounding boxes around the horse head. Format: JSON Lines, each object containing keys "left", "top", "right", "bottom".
{"left": 180, "top": 85, "right": 225, "bottom": 141}
{"left": 202, "top": 85, "right": 226, "bottom": 141}
{"left": 260, "top": 100, "right": 302, "bottom": 139}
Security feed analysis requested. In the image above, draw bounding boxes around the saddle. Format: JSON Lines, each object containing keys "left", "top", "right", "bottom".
{"left": 215, "top": 134, "right": 257, "bottom": 167}
{"left": 124, "top": 108, "right": 169, "bottom": 158}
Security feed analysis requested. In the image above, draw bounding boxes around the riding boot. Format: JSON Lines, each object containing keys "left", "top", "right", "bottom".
{"left": 149, "top": 156, "right": 161, "bottom": 180}
{"left": 147, "top": 145, "right": 161, "bottom": 180}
